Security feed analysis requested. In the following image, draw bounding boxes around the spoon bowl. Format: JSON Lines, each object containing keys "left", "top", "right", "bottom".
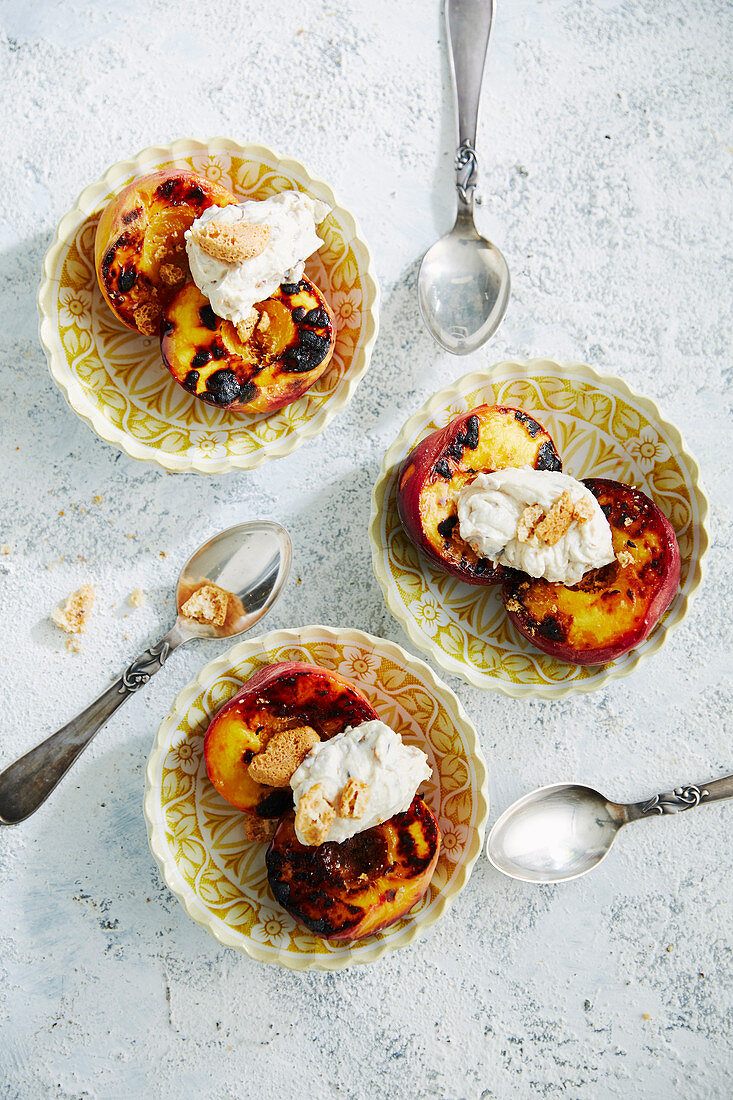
{"left": 418, "top": 216, "right": 511, "bottom": 355}
{"left": 487, "top": 784, "right": 624, "bottom": 883}
{"left": 175, "top": 521, "right": 291, "bottom": 640}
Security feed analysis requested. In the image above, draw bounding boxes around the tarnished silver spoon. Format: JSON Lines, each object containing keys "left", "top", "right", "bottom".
{"left": 418, "top": 0, "right": 510, "bottom": 354}
{"left": 487, "top": 775, "right": 733, "bottom": 883}
{"left": 0, "top": 521, "right": 291, "bottom": 824}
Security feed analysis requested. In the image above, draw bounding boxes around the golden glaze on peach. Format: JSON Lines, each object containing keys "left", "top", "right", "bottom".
{"left": 94, "top": 170, "right": 237, "bottom": 334}
{"left": 161, "top": 279, "right": 335, "bottom": 413}
{"left": 397, "top": 405, "right": 562, "bottom": 585}
{"left": 266, "top": 796, "right": 440, "bottom": 940}
{"left": 204, "top": 662, "right": 378, "bottom": 816}
{"left": 503, "top": 478, "right": 681, "bottom": 664}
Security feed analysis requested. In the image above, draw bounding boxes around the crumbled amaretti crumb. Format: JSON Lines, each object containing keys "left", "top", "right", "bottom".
{"left": 180, "top": 584, "right": 229, "bottom": 627}
{"left": 235, "top": 308, "right": 259, "bottom": 344}
{"left": 517, "top": 492, "right": 597, "bottom": 547}
{"left": 248, "top": 725, "right": 321, "bottom": 788}
{"left": 336, "top": 778, "right": 371, "bottom": 819}
{"left": 133, "top": 302, "right": 160, "bottom": 336}
{"left": 159, "top": 263, "right": 185, "bottom": 286}
{"left": 534, "top": 491, "right": 575, "bottom": 546}
{"left": 193, "top": 221, "right": 271, "bottom": 264}
{"left": 295, "top": 783, "right": 335, "bottom": 846}
{"left": 516, "top": 503, "right": 545, "bottom": 544}
{"left": 129, "top": 587, "right": 145, "bottom": 608}
{"left": 242, "top": 815, "right": 277, "bottom": 843}
{"left": 616, "top": 549, "right": 635, "bottom": 568}
{"left": 572, "top": 496, "right": 595, "bottom": 524}
{"left": 51, "top": 585, "right": 95, "bottom": 634}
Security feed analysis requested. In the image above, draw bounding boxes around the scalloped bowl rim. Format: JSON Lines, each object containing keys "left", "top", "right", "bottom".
{"left": 369, "top": 358, "right": 709, "bottom": 699}
{"left": 37, "top": 137, "right": 379, "bottom": 475}
{"left": 143, "top": 624, "right": 489, "bottom": 970}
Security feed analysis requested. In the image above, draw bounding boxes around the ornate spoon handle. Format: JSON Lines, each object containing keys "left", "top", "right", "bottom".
{"left": 0, "top": 629, "right": 183, "bottom": 825}
{"left": 626, "top": 774, "right": 733, "bottom": 821}
{"left": 445, "top": 0, "right": 495, "bottom": 210}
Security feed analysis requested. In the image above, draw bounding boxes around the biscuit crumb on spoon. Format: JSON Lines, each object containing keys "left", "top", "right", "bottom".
{"left": 180, "top": 583, "right": 229, "bottom": 626}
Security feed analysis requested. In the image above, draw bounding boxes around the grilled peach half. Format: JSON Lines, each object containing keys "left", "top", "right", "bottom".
{"left": 204, "top": 662, "right": 378, "bottom": 817}
{"left": 502, "top": 478, "right": 681, "bottom": 665}
{"left": 266, "top": 796, "right": 440, "bottom": 941}
{"left": 397, "top": 405, "right": 562, "bottom": 585}
{"left": 94, "top": 170, "right": 237, "bottom": 335}
{"left": 160, "top": 279, "right": 335, "bottom": 413}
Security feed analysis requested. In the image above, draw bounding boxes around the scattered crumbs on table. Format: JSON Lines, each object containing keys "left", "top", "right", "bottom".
{"left": 51, "top": 584, "right": 95, "bottom": 635}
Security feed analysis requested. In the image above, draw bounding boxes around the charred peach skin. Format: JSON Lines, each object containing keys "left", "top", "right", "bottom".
{"left": 204, "top": 662, "right": 378, "bottom": 817}
{"left": 503, "top": 478, "right": 681, "bottom": 665}
{"left": 266, "top": 796, "right": 440, "bottom": 941}
{"left": 397, "top": 405, "right": 562, "bottom": 585}
{"left": 161, "top": 279, "right": 335, "bottom": 413}
{"left": 94, "top": 170, "right": 237, "bottom": 335}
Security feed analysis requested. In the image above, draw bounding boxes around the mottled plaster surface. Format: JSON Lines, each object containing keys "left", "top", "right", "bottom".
{"left": 0, "top": 0, "right": 731, "bottom": 1097}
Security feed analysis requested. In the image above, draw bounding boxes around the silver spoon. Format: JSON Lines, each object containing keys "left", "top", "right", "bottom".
{"left": 418, "top": 0, "right": 511, "bottom": 355}
{"left": 0, "top": 521, "right": 291, "bottom": 825}
{"left": 487, "top": 775, "right": 733, "bottom": 883}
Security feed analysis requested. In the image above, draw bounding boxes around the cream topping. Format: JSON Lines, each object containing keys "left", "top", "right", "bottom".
{"left": 290, "top": 720, "right": 432, "bottom": 845}
{"left": 185, "top": 190, "right": 330, "bottom": 324}
{"left": 457, "top": 467, "right": 615, "bottom": 585}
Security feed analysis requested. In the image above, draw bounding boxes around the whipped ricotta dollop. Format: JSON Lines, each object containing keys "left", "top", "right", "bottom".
{"left": 457, "top": 467, "right": 615, "bottom": 585}
{"left": 185, "top": 190, "right": 330, "bottom": 324}
{"left": 290, "top": 720, "right": 432, "bottom": 845}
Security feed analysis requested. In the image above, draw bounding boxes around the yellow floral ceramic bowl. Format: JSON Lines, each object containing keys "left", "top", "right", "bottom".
{"left": 370, "top": 360, "right": 709, "bottom": 698}
{"left": 38, "top": 138, "right": 379, "bottom": 474}
{"left": 144, "top": 625, "right": 488, "bottom": 969}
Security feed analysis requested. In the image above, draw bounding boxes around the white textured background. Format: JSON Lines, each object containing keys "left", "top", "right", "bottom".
{"left": 1, "top": 0, "right": 732, "bottom": 1096}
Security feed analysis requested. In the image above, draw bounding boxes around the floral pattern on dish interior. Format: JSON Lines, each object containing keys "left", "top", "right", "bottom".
{"left": 371, "top": 361, "right": 708, "bottom": 697}
{"left": 145, "top": 628, "right": 487, "bottom": 969}
{"left": 43, "top": 141, "right": 376, "bottom": 472}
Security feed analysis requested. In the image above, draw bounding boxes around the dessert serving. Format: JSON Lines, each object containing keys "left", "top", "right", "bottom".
{"left": 39, "top": 138, "right": 379, "bottom": 474}
{"left": 203, "top": 661, "right": 440, "bottom": 942}
{"left": 144, "top": 625, "right": 488, "bottom": 967}
{"left": 396, "top": 402, "right": 681, "bottom": 666}
{"left": 371, "top": 360, "right": 708, "bottom": 696}
{"left": 94, "top": 171, "right": 335, "bottom": 415}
